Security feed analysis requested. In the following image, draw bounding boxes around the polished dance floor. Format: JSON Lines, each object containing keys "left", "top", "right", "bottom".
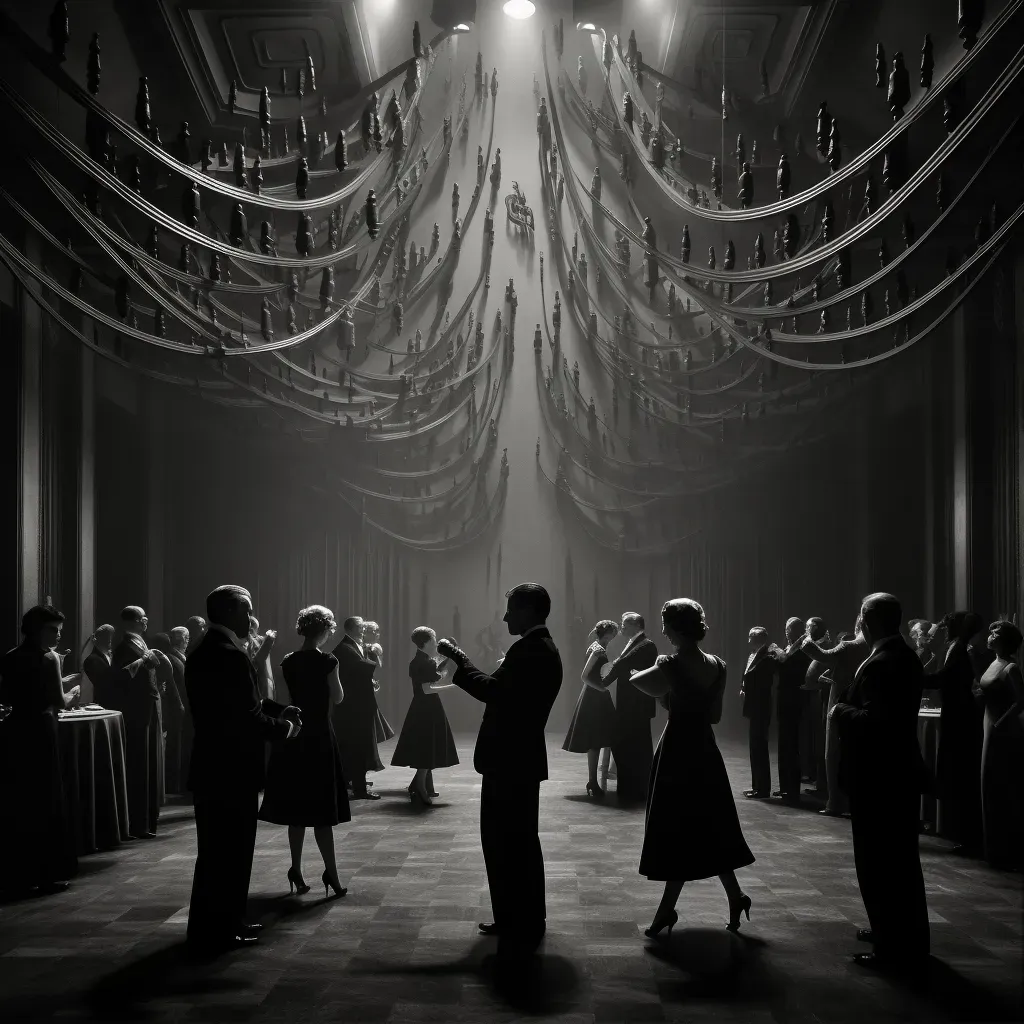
{"left": 0, "top": 734, "right": 1020, "bottom": 1023}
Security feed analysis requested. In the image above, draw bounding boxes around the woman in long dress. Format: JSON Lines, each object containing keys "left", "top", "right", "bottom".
{"left": 0, "top": 604, "right": 79, "bottom": 895}
{"left": 562, "top": 619, "right": 619, "bottom": 798}
{"left": 259, "top": 605, "right": 350, "bottom": 899}
{"left": 391, "top": 627, "right": 458, "bottom": 805}
{"left": 629, "top": 598, "right": 755, "bottom": 938}
{"left": 977, "top": 620, "right": 1024, "bottom": 870}
{"left": 362, "top": 621, "right": 395, "bottom": 745}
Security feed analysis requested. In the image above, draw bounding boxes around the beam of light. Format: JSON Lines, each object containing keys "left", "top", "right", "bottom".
{"left": 502, "top": 0, "right": 536, "bottom": 20}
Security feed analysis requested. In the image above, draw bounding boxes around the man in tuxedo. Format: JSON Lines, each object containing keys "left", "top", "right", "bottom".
{"left": 438, "top": 583, "right": 562, "bottom": 961}
{"left": 332, "top": 616, "right": 382, "bottom": 799}
{"left": 741, "top": 627, "right": 781, "bottom": 798}
{"left": 606, "top": 612, "right": 658, "bottom": 803}
{"left": 82, "top": 623, "right": 115, "bottom": 707}
{"left": 185, "top": 585, "right": 301, "bottom": 954}
{"left": 802, "top": 616, "right": 830, "bottom": 789}
{"left": 832, "top": 592, "right": 929, "bottom": 971}
{"left": 109, "top": 607, "right": 163, "bottom": 838}
{"left": 774, "top": 617, "right": 809, "bottom": 801}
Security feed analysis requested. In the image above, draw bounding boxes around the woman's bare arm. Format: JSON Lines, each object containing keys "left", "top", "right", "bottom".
{"left": 994, "top": 663, "right": 1024, "bottom": 729}
{"left": 327, "top": 664, "right": 344, "bottom": 704}
{"left": 43, "top": 650, "right": 77, "bottom": 710}
{"left": 630, "top": 663, "right": 671, "bottom": 698}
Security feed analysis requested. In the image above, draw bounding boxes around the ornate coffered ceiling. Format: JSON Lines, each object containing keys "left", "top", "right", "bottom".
{"left": 135, "top": 1, "right": 376, "bottom": 125}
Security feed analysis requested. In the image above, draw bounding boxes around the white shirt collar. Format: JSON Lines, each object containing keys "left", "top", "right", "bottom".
{"left": 207, "top": 622, "right": 250, "bottom": 653}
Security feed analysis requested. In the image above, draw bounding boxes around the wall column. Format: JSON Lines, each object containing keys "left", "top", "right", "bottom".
{"left": 17, "top": 235, "right": 42, "bottom": 612}
{"left": 145, "top": 384, "right": 165, "bottom": 627}
{"left": 950, "top": 306, "right": 970, "bottom": 609}
{"left": 78, "top": 334, "right": 96, "bottom": 642}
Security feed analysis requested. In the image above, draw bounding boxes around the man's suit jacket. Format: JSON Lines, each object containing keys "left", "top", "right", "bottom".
{"left": 452, "top": 626, "right": 562, "bottom": 780}
{"left": 83, "top": 650, "right": 113, "bottom": 708}
{"left": 184, "top": 628, "right": 290, "bottom": 801}
{"left": 109, "top": 634, "right": 160, "bottom": 715}
{"left": 741, "top": 644, "right": 781, "bottom": 719}
{"left": 605, "top": 633, "right": 658, "bottom": 723}
{"left": 331, "top": 635, "right": 378, "bottom": 717}
{"left": 776, "top": 644, "right": 811, "bottom": 707}
{"left": 834, "top": 635, "right": 927, "bottom": 796}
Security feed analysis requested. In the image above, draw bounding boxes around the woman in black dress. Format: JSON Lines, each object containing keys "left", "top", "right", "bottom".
{"left": 363, "top": 621, "right": 395, "bottom": 745}
{"left": 562, "top": 619, "right": 619, "bottom": 798}
{"left": 259, "top": 605, "right": 350, "bottom": 899}
{"left": 392, "top": 627, "right": 458, "bottom": 805}
{"left": 629, "top": 598, "right": 754, "bottom": 938}
{"left": 977, "top": 621, "right": 1024, "bottom": 870}
{"left": 0, "top": 605, "right": 79, "bottom": 895}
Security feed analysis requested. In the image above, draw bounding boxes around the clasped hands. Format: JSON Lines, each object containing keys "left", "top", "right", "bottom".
{"left": 436, "top": 638, "right": 468, "bottom": 664}
{"left": 280, "top": 704, "right": 303, "bottom": 739}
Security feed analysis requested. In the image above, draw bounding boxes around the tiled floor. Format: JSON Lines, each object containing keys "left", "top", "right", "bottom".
{"left": 0, "top": 735, "right": 1021, "bottom": 1023}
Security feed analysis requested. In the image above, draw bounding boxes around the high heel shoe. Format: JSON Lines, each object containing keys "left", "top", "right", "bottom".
{"left": 727, "top": 893, "right": 751, "bottom": 932}
{"left": 644, "top": 909, "right": 677, "bottom": 939}
{"left": 287, "top": 867, "right": 310, "bottom": 895}
{"left": 586, "top": 780, "right": 605, "bottom": 799}
{"left": 322, "top": 871, "right": 347, "bottom": 899}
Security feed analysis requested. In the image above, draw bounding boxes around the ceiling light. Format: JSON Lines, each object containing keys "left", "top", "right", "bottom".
{"left": 577, "top": 22, "right": 597, "bottom": 31}
{"left": 503, "top": 0, "right": 536, "bottom": 20}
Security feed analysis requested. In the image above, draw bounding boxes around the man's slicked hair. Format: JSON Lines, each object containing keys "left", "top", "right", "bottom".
{"left": 343, "top": 616, "right": 363, "bottom": 634}
{"left": 505, "top": 582, "right": 551, "bottom": 621}
{"left": 206, "top": 585, "right": 252, "bottom": 625}
{"left": 622, "top": 612, "right": 645, "bottom": 630}
{"left": 860, "top": 592, "right": 902, "bottom": 638}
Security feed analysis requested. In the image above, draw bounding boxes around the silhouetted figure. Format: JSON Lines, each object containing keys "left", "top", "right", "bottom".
{"left": 604, "top": 613, "right": 658, "bottom": 802}
{"left": 631, "top": 599, "right": 754, "bottom": 938}
{"left": 563, "top": 620, "right": 619, "bottom": 797}
{"left": 332, "top": 616, "right": 384, "bottom": 799}
{"left": 438, "top": 583, "right": 562, "bottom": 965}
{"left": 185, "top": 586, "right": 300, "bottom": 954}
{"left": 774, "top": 617, "right": 809, "bottom": 799}
{"left": 741, "top": 627, "right": 780, "bottom": 797}
{"left": 0, "top": 605, "right": 78, "bottom": 895}
{"left": 833, "top": 592, "right": 930, "bottom": 971}
{"left": 977, "top": 620, "right": 1024, "bottom": 869}
{"left": 259, "top": 605, "right": 349, "bottom": 901}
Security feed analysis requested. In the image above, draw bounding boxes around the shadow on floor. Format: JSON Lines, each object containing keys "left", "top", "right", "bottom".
{"left": 349, "top": 939, "right": 583, "bottom": 1014}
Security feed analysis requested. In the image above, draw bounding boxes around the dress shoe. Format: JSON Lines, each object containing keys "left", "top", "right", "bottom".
{"left": 853, "top": 951, "right": 927, "bottom": 973}
{"left": 743, "top": 790, "right": 770, "bottom": 798}
{"left": 239, "top": 923, "right": 263, "bottom": 936}
{"left": 352, "top": 791, "right": 381, "bottom": 800}
{"left": 478, "top": 922, "right": 501, "bottom": 936}
{"left": 856, "top": 928, "right": 873, "bottom": 943}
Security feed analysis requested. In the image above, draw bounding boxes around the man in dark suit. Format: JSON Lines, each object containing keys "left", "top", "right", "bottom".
{"left": 109, "top": 607, "right": 164, "bottom": 838}
{"left": 332, "top": 615, "right": 383, "bottom": 800}
{"left": 606, "top": 612, "right": 658, "bottom": 803}
{"left": 82, "top": 623, "right": 115, "bottom": 708}
{"left": 741, "top": 627, "right": 781, "bottom": 798}
{"left": 438, "top": 583, "right": 562, "bottom": 960}
{"left": 774, "top": 617, "right": 809, "bottom": 801}
{"left": 185, "top": 586, "right": 301, "bottom": 954}
{"left": 832, "top": 592, "right": 929, "bottom": 971}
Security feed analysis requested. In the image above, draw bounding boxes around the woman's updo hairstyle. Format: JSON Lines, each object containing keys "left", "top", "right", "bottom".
{"left": 296, "top": 605, "right": 336, "bottom": 638}
{"left": 411, "top": 626, "right": 436, "bottom": 649}
{"left": 589, "top": 619, "right": 618, "bottom": 642}
{"left": 662, "top": 598, "right": 707, "bottom": 641}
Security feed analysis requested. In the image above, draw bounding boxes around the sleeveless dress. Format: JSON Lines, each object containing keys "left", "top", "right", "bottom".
{"left": 640, "top": 651, "right": 755, "bottom": 881}
{"left": 562, "top": 641, "right": 618, "bottom": 752}
{"left": 367, "top": 647, "right": 396, "bottom": 743}
{"left": 391, "top": 650, "right": 459, "bottom": 769}
{"left": 259, "top": 650, "right": 351, "bottom": 827}
{"left": 0, "top": 644, "right": 78, "bottom": 885}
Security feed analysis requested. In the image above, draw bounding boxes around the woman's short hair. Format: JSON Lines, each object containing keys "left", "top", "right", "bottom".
{"left": 169, "top": 626, "right": 189, "bottom": 647}
{"left": 590, "top": 619, "right": 618, "bottom": 641}
{"left": 662, "top": 598, "right": 707, "bottom": 641}
{"left": 411, "top": 626, "right": 436, "bottom": 648}
{"left": 363, "top": 620, "right": 380, "bottom": 635}
{"left": 990, "top": 620, "right": 1023, "bottom": 653}
{"left": 296, "top": 605, "right": 335, "bottom": 637}
{"left": 21, "top": 604, "right": 65, "bottom": 637}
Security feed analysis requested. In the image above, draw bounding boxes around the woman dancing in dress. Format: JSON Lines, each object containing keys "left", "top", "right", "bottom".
{"left": 391, "top": 627, "right": 459, "bottom": 805}
{"left": 363, "top": 621, "right": 395, "bottom": 747}
{"left": 562, "top": 619, "right": 619, "bottom": 798}
{"left": 259, "top": 605, "right": 350, "bottom": 899}
{"left": 629, "top": 598, "right": 755, "bottom": 937}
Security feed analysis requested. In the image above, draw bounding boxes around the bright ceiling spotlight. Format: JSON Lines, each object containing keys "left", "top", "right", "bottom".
{"left": 503, "top": 0, "right": 536, "bottom": 20}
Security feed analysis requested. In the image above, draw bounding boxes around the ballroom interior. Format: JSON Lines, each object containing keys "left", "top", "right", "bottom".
{"left": 0, "top": 0, "right": 1021, "bottom": 1021}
